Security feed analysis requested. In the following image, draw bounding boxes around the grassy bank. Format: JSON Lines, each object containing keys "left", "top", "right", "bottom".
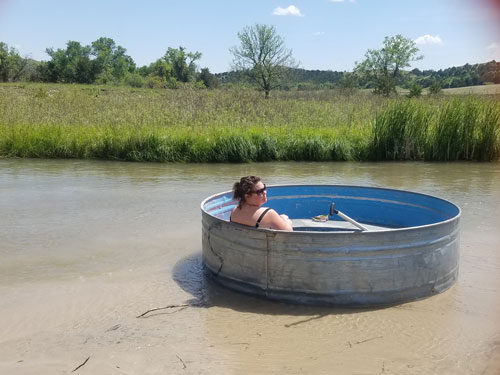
{"left": 1, "top": 83, "right": 499, "bottom": 162}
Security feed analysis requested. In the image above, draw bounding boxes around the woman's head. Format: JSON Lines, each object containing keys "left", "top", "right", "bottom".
{"left": 233, "top": 176, "right": 266, "bottom": 207}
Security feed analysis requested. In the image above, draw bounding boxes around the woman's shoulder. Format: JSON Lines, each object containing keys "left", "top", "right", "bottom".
{"left": 257, "top": 207, "right": 280, "bottom": 223}
{"left": 258, "top": 207, "right": 276, "bottom": 216}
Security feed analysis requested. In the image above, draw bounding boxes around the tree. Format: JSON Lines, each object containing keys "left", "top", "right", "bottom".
{"left": 0, "top": 42, "right": 29, "bottom": 82}
{"left": 144, "top": 46, "right": 201, "bottom": 87}
{"left": 355, "top": 35, "right": 422, "bottom": 96}
{"left": 37, "top": 37, "right": 135, "bottom": 84}
{"left": 91, "top": 37, "right": 135, "bottom": 83}
{"left": 165, "top": 47, "right": 201, "bottom": 83}
{"left": 199, "top": 67, "right": 219, "bottom": 88}
{"left": 42, "top": 41, "right": 96, "bottom": 83}
{"left": 230, "top": 24, "right": 297, "bottom": 98}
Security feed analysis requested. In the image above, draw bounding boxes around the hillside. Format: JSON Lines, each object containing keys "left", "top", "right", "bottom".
{"left": 216, "top": 60, "right": 500, "bottom": 91}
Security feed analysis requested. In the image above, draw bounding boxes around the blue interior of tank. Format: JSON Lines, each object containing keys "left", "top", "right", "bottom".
{"left": 203, "top": 185, "right": 460, "bottom": 229}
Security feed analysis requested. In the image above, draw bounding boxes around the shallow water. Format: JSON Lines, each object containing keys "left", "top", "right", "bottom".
{"left": 1, "top": 159, "right": 499, "bottom": 374}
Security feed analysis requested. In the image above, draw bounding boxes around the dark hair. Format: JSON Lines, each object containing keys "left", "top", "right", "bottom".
{"left": 233, "top": 176, "right": 261, "bottom": 207}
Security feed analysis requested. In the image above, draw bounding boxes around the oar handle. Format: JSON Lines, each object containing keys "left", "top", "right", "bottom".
{"left": 336, "top": 211, "right": 369, "bottom": 232}
{"left": 330, "top": 203, "right": 337, "bottom": 216}
{"left": 330, "top": 202, "right": 369, "bottom": 231}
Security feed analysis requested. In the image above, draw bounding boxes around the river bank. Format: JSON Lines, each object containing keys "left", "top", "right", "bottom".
{"left": 1, "top": 84, "right": 499, "bottom": 162}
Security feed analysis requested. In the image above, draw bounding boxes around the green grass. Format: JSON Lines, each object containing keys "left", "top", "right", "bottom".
{"left": 442, "top": 83, "right": 500, "bottom": 95}
{"left": 1, "top": 83, "right": 499, "bottom": 162}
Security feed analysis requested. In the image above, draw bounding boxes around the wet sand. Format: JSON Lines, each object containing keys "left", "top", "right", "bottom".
{"left": 1, "top": 160, "right": 499, "bottom": 374}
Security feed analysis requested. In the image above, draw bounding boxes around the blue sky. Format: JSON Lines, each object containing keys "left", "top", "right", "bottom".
{"left": 1, "top": 0, "right": 499, "bottom": 73}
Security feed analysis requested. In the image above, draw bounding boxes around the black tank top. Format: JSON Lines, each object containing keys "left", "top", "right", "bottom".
{"left": 230, "top": 207, "right": 271, "bottom": 227}
{"left": 255, "top": 208, "right": 271, "bottom": 228}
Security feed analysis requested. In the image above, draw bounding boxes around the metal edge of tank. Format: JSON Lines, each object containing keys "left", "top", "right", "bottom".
{"left": 200, "top": 185, "right": 461, "bottom": 306}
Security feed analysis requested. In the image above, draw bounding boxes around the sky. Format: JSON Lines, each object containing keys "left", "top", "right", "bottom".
{"left": 1, "top": 0, "right": 500, "bottom": 73}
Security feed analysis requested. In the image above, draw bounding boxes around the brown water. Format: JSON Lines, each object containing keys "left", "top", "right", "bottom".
{"left": 0, "top": 159, "right": 499, "bottom": 374}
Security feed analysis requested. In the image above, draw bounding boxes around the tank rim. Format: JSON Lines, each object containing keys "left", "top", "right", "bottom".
{"left": 201, "top": 184, "right": 461, "bottom": 234}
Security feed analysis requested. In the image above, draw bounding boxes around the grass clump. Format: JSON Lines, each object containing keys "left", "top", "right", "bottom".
{"left": 371, "top": 96, "right": 500, "bottom": 161}
{"left": 371, "top": 99, "right": 431, "bottom": 160}
{"left": 429, "top": 97, "right": 500, "bottom": 161}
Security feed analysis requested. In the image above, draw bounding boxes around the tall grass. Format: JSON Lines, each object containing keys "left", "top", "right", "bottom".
{"left": 0, "top": 123, "right": 370, "bottom": 162}
{"left": 371, "top": 96, "right": 500, "bottom": 161}
{"left": 1, "top": 83, "right": 499, "bottom": 162}
{"left": 371, "top": 99, "right": 432, "bottom": 160}
{"left": 429, "top": 97, "right": 500, "bottom": 161}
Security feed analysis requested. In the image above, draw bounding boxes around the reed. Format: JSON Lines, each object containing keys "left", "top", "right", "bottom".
{"left": 371, "top": 99, "right": 432, "bottom": 160}
{"left": 1, "top": 83, "right": 499, "bottom": 162}
{"left": 428, "top": 97, "right": 500, "bottom": 161}
{"left": 371, "top": 96, "right": 500, "bottom": 161}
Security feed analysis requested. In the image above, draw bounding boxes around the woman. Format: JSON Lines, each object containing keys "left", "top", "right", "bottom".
{"left": 230, "top": 176, "right": 293, "bottom": 231}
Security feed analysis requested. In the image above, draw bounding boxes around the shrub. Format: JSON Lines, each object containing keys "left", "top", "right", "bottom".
{"left": 125, "top": 73, "right": 144, "bottom": 88}
{"left": 408, "top": 82, "right": 423, "bottom": 98}
{"left": 428, "top": 80, "right": 442, "bottom": 95}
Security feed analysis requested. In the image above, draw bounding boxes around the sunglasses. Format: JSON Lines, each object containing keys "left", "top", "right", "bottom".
{"left": 253, "top": 184, "right": 267, "bottom": 196}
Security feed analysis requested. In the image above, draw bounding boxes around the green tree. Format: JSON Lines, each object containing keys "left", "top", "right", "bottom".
{"left": 355, "top": 35, "right": 422, "bottom": 96}
{"left": 199, "top": 67, "right": 219, "bottom": 88}
{"left": 91, "top": 37, "right": 135, "bottom": 83}
{"left": 147, "top": 58, "right": 173, "bottom": 82}
{"left": 38, "top": 37, "right": 135, "bottom": 84}
{"left": 42, "top": 41, "right": 95, "bottom": 83}
{"left": 0, "top": 42, "right": 29, "bottom": 82}
{"left": 165, "top": 46, "right": 201, "bottom": 83}
{"left": 144, "top": 46, "right": 201, "bottom": 86}
{"left": 230, "top": 24, "right": 297, "bottom": 98}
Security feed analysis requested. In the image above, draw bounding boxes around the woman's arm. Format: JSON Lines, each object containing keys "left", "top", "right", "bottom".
{"left": 265, "top": 209, "right": 293, "bottom": 231}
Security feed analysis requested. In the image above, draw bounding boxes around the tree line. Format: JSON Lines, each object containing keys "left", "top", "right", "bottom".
{"left": 2, "top": 27, "right": 500, "bottom": 96}
{"left": 0, "top": 38, "right": 219, "bottom": 88}
{"left": 410, "top": 60, "right": 500, "bottom": 88}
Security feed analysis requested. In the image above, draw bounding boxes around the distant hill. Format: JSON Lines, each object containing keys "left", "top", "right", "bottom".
{"left": 216, "top": 60, "right": 500, "bottom": 91}
{"left": 410, "top": 60, "right": 500, "bottom": 88}
{"left": 216, "top": 68, "right": 344, "bottom": 90}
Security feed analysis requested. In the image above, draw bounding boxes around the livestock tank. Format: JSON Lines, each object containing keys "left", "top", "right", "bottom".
{"left": 201, "top": 185, "right": 460, "bottom": 306}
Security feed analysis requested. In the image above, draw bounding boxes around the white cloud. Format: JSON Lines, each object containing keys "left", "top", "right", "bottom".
{"left": 313, "top": 31, "right": 325, "bottom": 36}
{"left": 273, "top": 5, "right": 304, "bottom": 17}
{"left": 486, "top": 42, "right": 500, "bottom": 60}
{"left": 487, "top": 42, "right": 500, "bottom": 50}
{"left": 414, "top": 34, "right": 443, "bottom": 45}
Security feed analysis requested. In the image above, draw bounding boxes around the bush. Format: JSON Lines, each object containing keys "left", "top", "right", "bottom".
{"left": 145, "top": 75, "right": 166, "bottom": 89}
{"left": 125, "top": 73, "right": 144, "bottom": 88}
{"left": 428, "top": 80, "right": 442, "bottom": 95}
{"left": 408, "top": 82, "right": 423, "bottom": 98}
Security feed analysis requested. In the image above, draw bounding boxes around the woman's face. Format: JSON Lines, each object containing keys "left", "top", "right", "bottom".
{"left": 245, "top": 181, "right": 267, "bottom": 206}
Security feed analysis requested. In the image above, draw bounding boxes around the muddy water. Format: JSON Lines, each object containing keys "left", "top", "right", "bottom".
{"left": 0, "top": 159, "right": 499, "bottom": 374}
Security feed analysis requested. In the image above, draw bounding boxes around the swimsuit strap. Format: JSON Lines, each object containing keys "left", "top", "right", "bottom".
{"left": 255, "top": 208, "right": 271, "bottom": 228}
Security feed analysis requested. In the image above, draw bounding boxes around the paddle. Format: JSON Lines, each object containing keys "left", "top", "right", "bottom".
{"left": 329, "top": 202, "right": 369, "bottom": 231}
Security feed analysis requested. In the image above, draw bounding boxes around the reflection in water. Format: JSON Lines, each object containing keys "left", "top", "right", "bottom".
{"left": 172, "top": 253, "right": 380, "bottom": 316}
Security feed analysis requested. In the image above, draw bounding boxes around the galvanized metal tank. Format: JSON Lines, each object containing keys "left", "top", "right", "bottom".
{"left": 201, "top": 185, "right": 460, "bottom": 306}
